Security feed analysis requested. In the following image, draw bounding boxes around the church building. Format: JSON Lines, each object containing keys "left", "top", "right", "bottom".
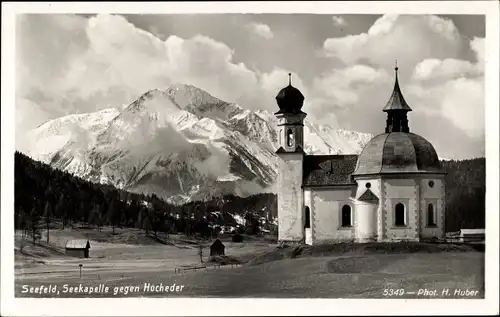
{"left": 275, "top": 66, "right": 446, "bottom": 244}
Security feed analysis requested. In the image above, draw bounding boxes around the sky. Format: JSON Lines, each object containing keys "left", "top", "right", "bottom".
{"left": 15, "top": 13, "right": 485, "bottom": 159}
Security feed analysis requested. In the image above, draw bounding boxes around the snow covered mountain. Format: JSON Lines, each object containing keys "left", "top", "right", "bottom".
{"left": 23, "top": 84, "right": 373, "bottom": 204}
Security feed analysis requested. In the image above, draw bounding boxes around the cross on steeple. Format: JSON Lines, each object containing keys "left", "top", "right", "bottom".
{"left": 288, "top": 73, "right": 292, "bottom": 86}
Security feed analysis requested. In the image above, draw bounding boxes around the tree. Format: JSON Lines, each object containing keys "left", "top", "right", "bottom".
{"left": 198, "top": 244, "right": 204, "bottom": 263}
{"left": 55, "top": 194, "right": 66, "bottom": 229}
{"left": 96, "top": 210, "right": 103, "bottom": 232}
{"left": 250, "top": 216, "right": 260, "bottom": 235}
{"left": 141, "top": 207, "right": 151, "bottom": 235}
{"left": 197, "top": 217, "right": 210, "bottom": 239}
{"left": 129, "top": 198, "right": 141, "bottom": 228}
{"left": 88, "top": 203, "right": 101, "bottom": 229}
{"left": 16, "top": 207, "right": 28, "bottom": 238}
{"left": 232, "top": 232, "right": 243, "bottom": 243}
{"left": 214, "top": 226, "right": 222, "bottom": 236}
{"left": 136, "top": 207, "right": 144, "bottom": 230}
{"left": 29, "top": 207, "right": 42, "bottom": 245}
{"left": 107, "top": 198, "right": 120, "bottom": 234}
{"left": 43, "top": 201, "right": 52, "bottom": 243}
{"left": 150, "top": 208, "right": 165, "bottom": 238}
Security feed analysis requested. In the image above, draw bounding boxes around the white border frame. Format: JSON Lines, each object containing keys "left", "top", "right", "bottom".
{"left": 2, "top": 1, "right": 499, "bottom": 316}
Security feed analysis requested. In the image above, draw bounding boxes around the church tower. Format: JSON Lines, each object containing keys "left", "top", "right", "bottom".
{"left": 383, "top": 63, "right": 413, "bottom": 133}
{"left": 275, "top": 73, "right": 306, "bottom": 243}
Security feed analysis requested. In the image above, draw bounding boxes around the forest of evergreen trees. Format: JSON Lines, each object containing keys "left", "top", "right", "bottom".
{"left": 14, "top": 151, "right": 485, "bottom": 244}
{"left": 441, "top": 158, "right": 486, "bottom": 232}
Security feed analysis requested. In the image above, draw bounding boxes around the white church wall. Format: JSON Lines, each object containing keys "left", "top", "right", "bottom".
{"left": 355, "top": 201, "right": 378, "bottom": 242}
{"left": 277, "top": 153, "right": 304, "bottom": 242}
{"left": 419, "top": 177, "right": 446, "bottom": 239}
{"left": 354, "top": 178, "right": 383, "bottom": 240}
{"left": 304, "top": 189, "right": 313, "bottom": 245}
{"left": 310, "top": 187, "right": 356, "bottom": 243}
{"left": 383, "top": 178, "right": 419, "bottom": 241}
{"left": 304, "top": 189, "right": 313, "bottom": 211}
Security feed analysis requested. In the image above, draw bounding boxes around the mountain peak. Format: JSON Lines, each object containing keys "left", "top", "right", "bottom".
{"left": 124, "top": 84, "right": 231, "bottom": 118}
{"left": 24, "top": 84, "right": 373, "bottom": 205}
{"left": 166, "top": 84, "right": 225, "bottom": 107}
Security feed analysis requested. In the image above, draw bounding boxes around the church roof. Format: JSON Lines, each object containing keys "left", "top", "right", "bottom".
{"left": 352, "top": 132, "right": 444, "bottom": 176}
{"left": 276, "top": 145, "right": 305, "bottom": 154}
{"left": 382, "top": 66, "right": 412, "bottom": 112}
{"left": 358, "top": 189, "right": 379, "bottom": 201}
{"left": 303, "top": 155, "right": 358, "bottom": 187}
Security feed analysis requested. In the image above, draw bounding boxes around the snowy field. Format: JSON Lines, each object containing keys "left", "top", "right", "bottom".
{"left": 14, "top": 228, "right": 484, "bottom": 298}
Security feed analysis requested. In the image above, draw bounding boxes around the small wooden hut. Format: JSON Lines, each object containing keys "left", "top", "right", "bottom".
{"left": 210, "top": 239, "right": 225, "bottom": 256}
{"left": 65, "top": 239, "right": 91, "bottom": 258}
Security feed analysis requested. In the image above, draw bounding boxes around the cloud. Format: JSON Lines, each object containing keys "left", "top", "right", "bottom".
{"left": 16, "top": 14, "right": 485, "bottom": 159}
{"left": 332, "top": 16, "right": 346, "bottom": 27}
{"left": 18, "top": 15, "right": 257, "bottom": 111}
{"left": 246, "top": 22, "right": 274, "bottom": 39}
{"left": 317, "top": 14, "right": 484, "bottom": 158}
{"left": 15, "top": 98, "right": 52, "bottom": 152}
{"left": 259, "top": 68, "right": 308, "bottom": 96}
{"left": 470, "top": 36, "right": 485, "bottom": 69}
{"left": 407, "top": 67, "right": 484, "bottom": 139}
{"left": 312, "top": 65, "right": 390, "bottom": 109}
{"left": 322, "top": 15, "right": 471, "bottom": 70}
{"left": 412, "top": 58, "right": 480, "bottom": 82}
{"left": 15, "top": 14, "right": 295, "bottom": 149}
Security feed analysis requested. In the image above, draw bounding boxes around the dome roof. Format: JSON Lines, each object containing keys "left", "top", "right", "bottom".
{"left": 275, "top": 74, "right": 305, "bottom": 114}
{"left": 352, "top": 132, "right": 444, "bottom": 176}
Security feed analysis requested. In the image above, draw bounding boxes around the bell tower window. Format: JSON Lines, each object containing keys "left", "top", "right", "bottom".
{"left": 287, "top": 129, "right": 294, "bottom": 147}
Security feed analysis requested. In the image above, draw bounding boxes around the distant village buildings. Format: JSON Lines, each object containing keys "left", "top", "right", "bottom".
{"left": 275, "top": 67, "right": 446, "bottom": 245}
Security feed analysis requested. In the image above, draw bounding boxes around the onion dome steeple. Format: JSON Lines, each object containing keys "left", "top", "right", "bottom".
{"left": 383, "top": 62, "right": 412, "bottom": 133}
{"left": 275, "top": 73, "right": 306, "bottom": 115}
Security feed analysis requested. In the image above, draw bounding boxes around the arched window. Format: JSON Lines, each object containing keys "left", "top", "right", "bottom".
{"left": 341, "top": 205, "right": 352, "bottom": 227}
{"left": 304, "top": 206, "right": 311, "bottom": 229}
{"left": 427, "top": 203, "right": 436, "bottom": 226}
{"left": 287, "top": 129, "right": 294, "bottom": 147}
{"left": 395, "top": 203, "right": 406, "bottom": 226}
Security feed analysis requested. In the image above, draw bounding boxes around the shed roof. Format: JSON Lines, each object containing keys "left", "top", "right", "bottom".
{"left": 303, "top": 155, "right": 358, "bottom": 187}
{"left": 210, "top": 239, "right": 225, "bottom": 248}
{"left": 65, "top": 239, "right": 90, "bottom": 249}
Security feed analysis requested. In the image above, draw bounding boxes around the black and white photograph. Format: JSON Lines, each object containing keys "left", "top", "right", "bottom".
{"left": 1, "top": 1, "right": 499, "bottom": 316}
